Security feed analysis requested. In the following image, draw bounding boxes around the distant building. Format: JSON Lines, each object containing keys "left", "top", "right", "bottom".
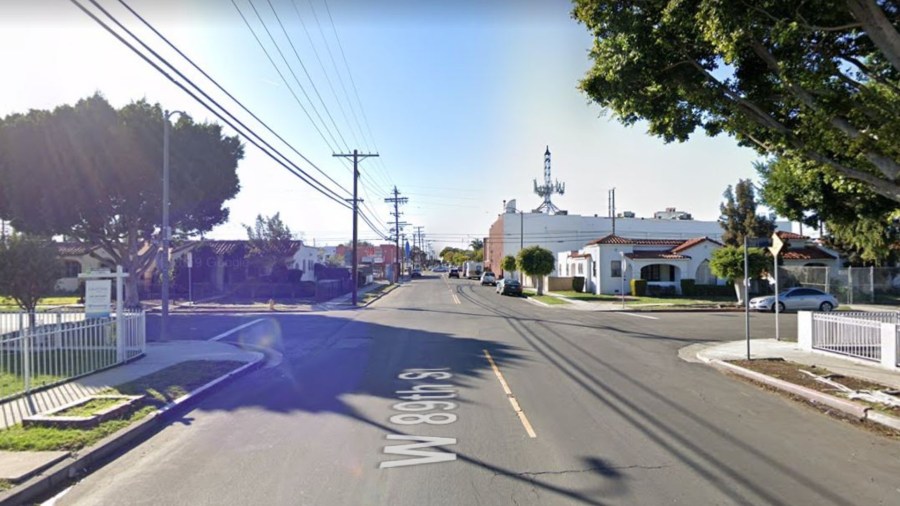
{"left": 653, "top": 207, "right": 693, "bottom": 220}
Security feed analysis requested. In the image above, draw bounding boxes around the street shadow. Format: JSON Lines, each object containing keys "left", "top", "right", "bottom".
{"left": 158, "top": 312, "right": 624, "bottom": 504}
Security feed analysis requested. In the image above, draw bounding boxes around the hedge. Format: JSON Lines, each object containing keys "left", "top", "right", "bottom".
{"left": 630, "top": 279, "right": 647, "bottom": 296}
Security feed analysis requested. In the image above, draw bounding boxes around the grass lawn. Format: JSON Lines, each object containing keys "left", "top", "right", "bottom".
{"left": 550, "top": 290, "right": 737, "bottom": 306}
{"left": 0, "top": 360, "right": 244, "bottom": 452}
{"left": 523, "top": 290, "right": 569, "bottom": 305}
{"left": 0, "top": 349, "right": 118, "bottom": 399}
{"left": 55, "top": 397, "right": 125, "bottom": 417}
{"left": 0, "top": 296, "right": 81, "bottom": 308}
{"left": 361, "top": 284, "right": 397, "bottom": 305}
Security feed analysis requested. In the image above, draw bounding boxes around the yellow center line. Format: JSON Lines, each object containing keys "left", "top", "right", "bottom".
{"left": 483, "top": 349, "right": 537, "bottom": 438}
{"left": 443, "top": 276, "right": 461, "bottom": 305}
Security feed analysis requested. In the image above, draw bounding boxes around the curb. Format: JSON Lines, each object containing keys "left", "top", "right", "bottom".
{"left": 699, "top": 354, "right": 900, "bottom": 432}
{"left": 524, "top": 296, "right": 550, "bottom": 308}
{"left": 361, "top": 283, "right": 401, "bottom": 308}
{"left": 0, "top": 355, "right": 265, "bottom": 506}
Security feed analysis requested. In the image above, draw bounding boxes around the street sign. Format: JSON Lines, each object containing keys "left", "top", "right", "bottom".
{"left": 769, "top": 232, "right": 785, "bottom": 257}
{"left": 84, "top": 279, "right": 111, "bottom": 319}
{"left": 186, "top": 251, "right": 193, "bottom": 268}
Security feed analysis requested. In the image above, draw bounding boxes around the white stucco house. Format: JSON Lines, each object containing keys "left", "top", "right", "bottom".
{"left": 775, "top": 231, "right": 842, "bottom": 270}
{"left": 558, "top": 234, "right": 726, "bottom": 295}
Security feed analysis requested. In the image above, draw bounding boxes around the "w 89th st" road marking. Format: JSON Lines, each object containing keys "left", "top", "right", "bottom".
{"left": 379, "top": 368, "right": 458, "bottom": 469}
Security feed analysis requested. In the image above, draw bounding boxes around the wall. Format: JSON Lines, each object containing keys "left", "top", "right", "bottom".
{"left": 547, "top": 276, "right": 574, "bottom": 292}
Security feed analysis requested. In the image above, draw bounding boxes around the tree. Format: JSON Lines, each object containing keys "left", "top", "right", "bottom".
{"left": 573, "top": 1, "right": 900, "bottom": 203}
{"left": 469, "top": 238, "right": 484, "bottom": 251}
{"left": 517, "top": 246, "right": 555, "bottom": 295}
{"left": 719, "top": 179, "right": 775, "bottom": 247}
{"left": 244, "top": 213, "right": 295, "bottom": 280}
{"left": 709, "top": 246, "right": 768, "bottom": 302}
{"left": 501, "top": 255, "right": 518, "bottom": 279}
{"left": 757, "top": 156, "right": 900, "bottom": 265}
{"left": 0, "top": 94, "right": 243, "bottom": 306}
{"left": 0, "top": 234, "right": 63, "bottom": 320}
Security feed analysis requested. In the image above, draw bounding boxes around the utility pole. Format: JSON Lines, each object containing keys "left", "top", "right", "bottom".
{"left": 333, "top": 149, "right": 378, "bottom": 306}
{"left": 384, "top": 186, "right": 408, "bottom": 283}
{"left": 609, "top": 188, "right": 616, "bottom": 235}
{"left": 161, "top": 109, "right": 184, "bottom": 342}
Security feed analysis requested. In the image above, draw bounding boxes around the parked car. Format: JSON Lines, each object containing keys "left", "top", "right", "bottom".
{"left": 411, "top": 269, "right": 422, "bottom": 278}
{"left": 448, "top": 268, "right": 460, "bottom": 278}
{"left": 496, "top": 278, "right": 522, "bottom": 296}
{"left": 432, "top": 265, "right": 448, "bottom": 272}
{"left": 749, "top": 287, "right": 838, "bottom": 312}
{"left": 480, "top": 272, "right": 496, "bottom": 286}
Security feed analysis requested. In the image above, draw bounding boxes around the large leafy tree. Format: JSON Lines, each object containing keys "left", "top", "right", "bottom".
{"left": 757, "top": 156, "right": 900, "bottom": 265}
{"left": 517, "top": 245, "right": 555, "bottom": 295}
{"left": 709, "top": 246, "right": 768, "bottom": 302}
{"left": 0, "top": 234, "right": 64, "bottom": 318}
{"left": 719, "top": 179, "right": 775, "bottom": 246}
{"left": 0, "top": 94, "right": 243, "bottom": 306}
{"left": 501, "top": 255, "right": 518, "bottom": 279}
{"left": 573, "top": 1, "right": 900, "bottom": 202}
{"left": 244, "top": 213, "right": 296, "bottom": 280}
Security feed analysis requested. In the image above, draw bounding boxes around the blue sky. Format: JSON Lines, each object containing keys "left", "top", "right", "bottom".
{"left": 0, "top": 0, "right": 767, "bottom": 253}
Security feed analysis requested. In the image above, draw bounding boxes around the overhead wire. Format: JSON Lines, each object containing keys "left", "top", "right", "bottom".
{"left": 73, "top": 0, "right": 351, "bottom": 210}
{"left": 116, "top": 0, "right": 352, "bottom": 200}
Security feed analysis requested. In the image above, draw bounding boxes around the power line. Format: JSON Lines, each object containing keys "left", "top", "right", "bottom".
{"left": 232, "top": 0, "right": 343, "bottom": 153}
{"left": 116, "top": 0, "right": 351, "bottom": 200}
{"left": 74, "top": 0, "right": 351, "bottom": 210}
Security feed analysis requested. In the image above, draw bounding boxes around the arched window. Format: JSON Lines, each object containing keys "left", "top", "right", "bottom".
{"left": 64, "top": 260, "right": 82, "bottom": 278}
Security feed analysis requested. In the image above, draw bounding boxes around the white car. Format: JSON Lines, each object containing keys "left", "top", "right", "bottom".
{"left": 480, "top": 272, "right": 496, "bottom": 286}
{"left": 749, "top": 287, "right": 838, "bottom": 312}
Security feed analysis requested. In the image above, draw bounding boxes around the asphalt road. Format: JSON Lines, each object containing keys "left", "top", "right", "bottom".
{"left": 51, "top": 275, "right": 900, "bottom": 505}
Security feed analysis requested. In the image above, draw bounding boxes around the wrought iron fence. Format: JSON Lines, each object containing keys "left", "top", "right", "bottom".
{"left": 811, "top": 312, "right": 886, "bottom": 362}
{"left": 0, "top": 310, "right": 145, "bottom": 401}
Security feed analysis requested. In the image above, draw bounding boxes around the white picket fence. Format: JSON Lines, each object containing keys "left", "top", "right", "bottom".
{"left": 0, "top": 310, "right": 145, "bottom": 400}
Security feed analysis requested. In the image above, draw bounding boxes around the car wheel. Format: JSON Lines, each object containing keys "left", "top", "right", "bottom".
{"left": 819, "top": 301, "right": 834, "bottom": 312}
{"left": 777, "top": 302, "right": 786, "bottom": 312}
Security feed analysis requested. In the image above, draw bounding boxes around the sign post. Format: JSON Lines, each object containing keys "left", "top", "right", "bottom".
{"left": 187, "top": 251, "right": 193, "bottom": 306}
{"left": 79, "top": 267, "right": 129, "bottom": 362}
{"left": 768, "top": 232, "right": 785, "bottom": 342}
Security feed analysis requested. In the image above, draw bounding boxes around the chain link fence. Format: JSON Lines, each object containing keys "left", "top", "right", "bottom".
{"left": 778, "top": 266, "right": 900, "bottom": 305}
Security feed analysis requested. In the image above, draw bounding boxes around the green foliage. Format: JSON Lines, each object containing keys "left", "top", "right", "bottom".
{"left": 469, "top": 238, "right": 484, "bottom": 251}
{"left": 0, "top": 234, "right": 63, "bottom": 312}
{"left": 572, "top": 276, "right": 585, "bottom": 292}
{"left": 572, "top": 1, "right": 900, "bottom": 203}
{"left": 517, "top": 246, "right": 555, "bottom": 277}
{"left": 0, "top": 94, "right": 243, "bottom": 305}
{"left": 757, "top": 156, "right": 900, "bottom": 265}
{"left": 630, "top": 279, "right": 647, "bottom": 297}
{"left": 693, "top": 284, "right": 738, "bottom": 297}
{"left": 719, "top": 179, "right": 775, "bottom": 247}
{"left": 244, "top": 213, "right": 295, "bottom": 277}
{"left": 709, "top": 246, "right": 768, "bottom": 282}
{"left": 680, "top": 278, "right": 696, "bottom": 296}
{"left": 501, "top": 255, "right": 517, "bottom": 276}
{"left": 517, "top": 246, "right": 555, "bottom": 295}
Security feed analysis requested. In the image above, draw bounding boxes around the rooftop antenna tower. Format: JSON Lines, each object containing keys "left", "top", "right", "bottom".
{"left": 533, "top": 146, "right": 565, "bottom": 214}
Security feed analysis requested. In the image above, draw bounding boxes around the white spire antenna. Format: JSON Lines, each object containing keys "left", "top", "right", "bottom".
{"left": 533, "top": 146, "right": 565, "bottom": 214}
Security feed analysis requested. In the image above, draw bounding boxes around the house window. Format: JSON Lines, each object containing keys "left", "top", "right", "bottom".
{"left": 642, "top": 265, "right": 674, "bottom": 282}
{"left": 611, "top": 260, "right": 622, "bottom": 278}
{"left": 565, "top": 264, "right": 569, "bottom": 276}
{"left": 64, "top": 260, "right": 81, "bottom": 278}
{"left": 577, "top": 263, "right": 583, "bottom": 275}
{"left": 594, "top": 263, "right": 598, "bottom": 277}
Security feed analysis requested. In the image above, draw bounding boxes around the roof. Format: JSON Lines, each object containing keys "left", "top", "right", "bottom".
{"left": 776, "top": 231, "right": 808, "bottom": 240}
{"left": 587, "top": 234, "right": 684, "bottom": 246}
{"left": 670, "top": 236, "right": 723, "bottom": 253}
{"left": 782, "top": 247, "right": 837, "bottom": 260}
{"left": 570, "top": 253, "right": 592, "bottom": 259}
{"left": 56, "top": 243, "right": 98, "bottom": 256}
{"left": 194, "top": 240, "right": 303, "bottom": 256}
{"left": 625, "top": 251, "right": 690, "bottom": 260}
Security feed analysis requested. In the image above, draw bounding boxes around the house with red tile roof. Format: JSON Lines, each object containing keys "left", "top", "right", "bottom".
{"left": 558, "top": 234, "right": 725, "bottom": 295}
{"left": 772, "top": 231, "right": 842, "bottom": 270}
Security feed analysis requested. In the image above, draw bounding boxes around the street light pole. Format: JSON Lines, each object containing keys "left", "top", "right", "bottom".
{"left": 161, "top": 109, "right": 184, "bottom": 341}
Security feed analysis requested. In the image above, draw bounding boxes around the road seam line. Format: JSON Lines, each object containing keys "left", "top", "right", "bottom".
{"left": 620, "top": 312, "right": 659, "bottom": 320}
{"left": 483, "top": 349, "right": 537, "bottom": 438}
{"left": 207, "top": 318, "right": 266, "bottom": 341}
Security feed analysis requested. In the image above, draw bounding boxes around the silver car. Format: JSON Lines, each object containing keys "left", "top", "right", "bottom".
{"left": 749, "top": 287, "right": 838, "bottom": 312}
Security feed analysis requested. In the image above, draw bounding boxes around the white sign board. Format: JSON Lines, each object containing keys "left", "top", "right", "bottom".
{"left": 85, "top": 279, "right": 111, "bottom": 319}
{"left": 187, "top": 251, "right": 193, "bottom": 268}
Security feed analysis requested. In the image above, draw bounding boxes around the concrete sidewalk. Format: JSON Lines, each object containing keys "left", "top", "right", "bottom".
{"left": 687, "top": 338, "right": 900, "bottom": 390}
{"left": 0, "top": 340, "right": 261, "bottom": 430}
{"left": 313, "top": 280, "right": 393, "bottom": 310}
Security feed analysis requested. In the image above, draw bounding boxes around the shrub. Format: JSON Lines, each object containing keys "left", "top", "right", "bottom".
{"left": 630, "top": 279, "right": 647, "bottom": 296}
{"left": 680, "top": 279, "right": 696, "bottom": 296}
{"left": 572, "top": 276, "right": 585, "bottom": 292}
{"left": 693, "top": 284, "right": 735, "bottom": 297}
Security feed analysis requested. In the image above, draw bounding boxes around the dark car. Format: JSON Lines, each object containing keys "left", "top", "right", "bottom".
{"left": 448, "top": 268, "right": 460, "bottom": 278}
{"left": 497, "top": 279, "right": 522, "bottom": 296}
{"left": 410, "top": 269, "right": 422, "bottom": 278}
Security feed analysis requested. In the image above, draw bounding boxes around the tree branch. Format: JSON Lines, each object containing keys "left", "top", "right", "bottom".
{"left": 846, "top": 0, "right": 900, "bottom": 73}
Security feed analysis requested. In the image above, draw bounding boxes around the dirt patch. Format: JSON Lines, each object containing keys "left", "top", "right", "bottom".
{"left": 729, "top": 359, "right": 900, "bottom": 416}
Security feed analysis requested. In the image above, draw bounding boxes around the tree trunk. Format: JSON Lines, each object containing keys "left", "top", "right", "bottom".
{"left": 846, "top": 0, "right": 900, "bottom": 73}
{"left": 536, "top": 276, "right": 544, "bottom": 296}
{"left": 733, "top": 280, "right": 747, "bottom": 304}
